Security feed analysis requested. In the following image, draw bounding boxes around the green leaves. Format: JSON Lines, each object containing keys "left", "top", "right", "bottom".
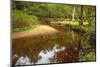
{"left": 12, "top": 10, "right": 38, "bottom": 32}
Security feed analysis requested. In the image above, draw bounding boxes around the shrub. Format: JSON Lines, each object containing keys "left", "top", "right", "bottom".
{"left": 80, "top": 51, "right": 95, "bottom": 61}
{"left": 12, "top": 10, "right": 38, "bottom": 29}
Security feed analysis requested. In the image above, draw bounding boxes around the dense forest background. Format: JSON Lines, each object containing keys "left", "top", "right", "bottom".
{"left": 12, "top": 1, "right": 96, "bottom": 32}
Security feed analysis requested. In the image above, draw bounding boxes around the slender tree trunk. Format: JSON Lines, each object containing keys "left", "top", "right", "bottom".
{"left": 13, "top": 0, "right": 16, "bottom": 10}
{"left": 79, "top": 5, "right": 83, "bottom": 25}
{"left": 72, "top": 6, "right": 76, "bottom": 21}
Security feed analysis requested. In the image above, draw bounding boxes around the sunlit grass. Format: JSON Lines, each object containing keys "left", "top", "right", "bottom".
{"left": 83, "top": 22, "right": 89, "bottom": 25}
{"left": 51, "top": 21, "right": 88, "bottom": 26}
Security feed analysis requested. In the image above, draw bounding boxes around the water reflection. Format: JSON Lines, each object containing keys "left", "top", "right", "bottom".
{"left": 15, "top": 45, "right": 66, "bottom": 65}
{"left": 16, "top": 56, "right": 32, "bottom": 65}
{"left": 36, "top": 45, "right": 65, "bottom": 64}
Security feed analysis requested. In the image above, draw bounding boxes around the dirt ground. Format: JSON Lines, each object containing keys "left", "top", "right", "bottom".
{"left": 12, "top": 25, "right": 59, "bottom": 39}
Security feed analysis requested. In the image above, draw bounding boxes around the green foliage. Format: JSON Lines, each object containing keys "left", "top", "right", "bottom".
{"left": 13, "top": 1, "right": 96, "bottom": 25}
{"left": 80, "top": 51, "right": 95, "bottom": 61}
{"left": 12, "top": 10, "right": 38, "bottom": 32}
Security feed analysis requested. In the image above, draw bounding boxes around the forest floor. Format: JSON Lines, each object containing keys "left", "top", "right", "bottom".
{"left": 12, "top": 25, "right": 59, "bottom": 39}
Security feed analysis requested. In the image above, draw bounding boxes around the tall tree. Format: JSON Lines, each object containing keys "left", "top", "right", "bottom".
{"left": 72, "top": 6, "right": 76, "bottom": 21}
{"left": 79, "top": 5, "right": 83, "bottom": 25}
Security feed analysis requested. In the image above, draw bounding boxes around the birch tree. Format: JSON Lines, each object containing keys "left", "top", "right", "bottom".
{"left": 72, "top": 6, "right": 76, "bottom": 21}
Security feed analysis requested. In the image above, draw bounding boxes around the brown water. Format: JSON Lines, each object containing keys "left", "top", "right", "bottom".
{"left": 12, "top": 25, "right": 84, "bottom": 65}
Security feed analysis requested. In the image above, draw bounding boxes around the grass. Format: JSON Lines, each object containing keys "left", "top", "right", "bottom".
{"left": 50, "top": 21, "right": 89, "bottom": 34}
{"left": 51, "top": 21, "right": 88, "bottom": 26}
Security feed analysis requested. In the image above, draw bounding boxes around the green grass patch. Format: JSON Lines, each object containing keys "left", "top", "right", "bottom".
{"left": 51, "top": 21, "right": 88, "bottom": 26}
{"left": 51, "top": 21, "right": 79, "bottom": 25}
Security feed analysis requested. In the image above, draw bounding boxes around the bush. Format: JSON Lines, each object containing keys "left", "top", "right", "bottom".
{"left": 80, "top": 51, "right": 95, "bottom": 61}
{"left": 12, "top": 10, "right": 38, "bottom": 29}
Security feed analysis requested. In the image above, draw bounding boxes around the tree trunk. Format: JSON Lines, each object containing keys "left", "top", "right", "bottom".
{"left": 13, "top": 0, "right": 16, "bottom": 10}
{"left": 79, "top": 6, "right": 83, "bottom": 25}
{"left": 72, "top": 6, "right": 76, "bottom": 21}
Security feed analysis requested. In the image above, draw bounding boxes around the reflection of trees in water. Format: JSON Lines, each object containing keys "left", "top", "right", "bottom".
{"left": 50, "top": 47, "right": 80, "bottom": 63}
